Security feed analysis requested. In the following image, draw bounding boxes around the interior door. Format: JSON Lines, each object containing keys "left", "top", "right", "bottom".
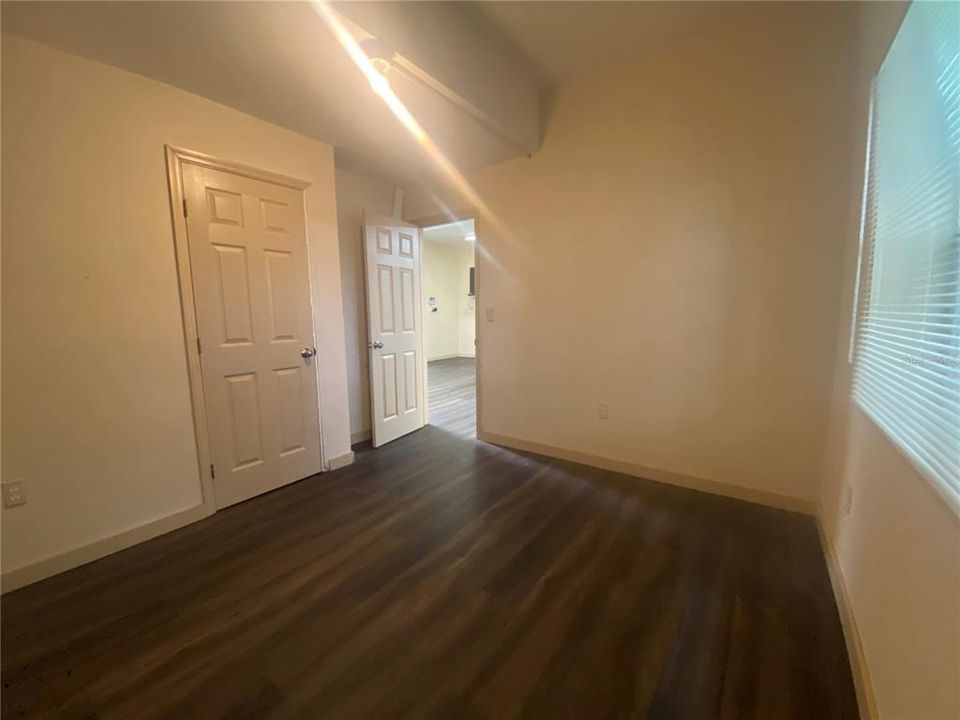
{"left": 183, "top": 162, "right": 323, "bottom": 508}
{"left": 363, "top": 213, "right": 426, "bottom": 447}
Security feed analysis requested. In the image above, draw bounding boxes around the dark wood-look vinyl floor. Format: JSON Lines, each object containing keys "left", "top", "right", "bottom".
{"left": 428, "top": 357, "right": 477, "bottom": 438}
{"left": 2, "top": 367, "right": 858, "bottom": 719}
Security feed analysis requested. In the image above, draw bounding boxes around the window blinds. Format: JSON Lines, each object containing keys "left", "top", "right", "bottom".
{"left": 852, "top": 1, "right": 960, "bottom": 505}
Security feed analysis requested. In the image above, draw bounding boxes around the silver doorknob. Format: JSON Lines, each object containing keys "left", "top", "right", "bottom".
{"left": 300, "top": 347, "right": 317, "bottom": 358}
{"left": 371, "top": 341, "right": 384, "bottom": 349}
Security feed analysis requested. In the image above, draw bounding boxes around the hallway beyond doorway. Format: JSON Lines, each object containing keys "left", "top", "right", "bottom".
{"left": 427, "top": 357, "right": 476, "bottom": 438}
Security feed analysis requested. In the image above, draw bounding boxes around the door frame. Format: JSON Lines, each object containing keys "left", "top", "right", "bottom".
{"left": 164, "top": 145, "right": 323, "bottom": 512}
{"left": 411, "top": 210, "right": 482, "bottom": 437}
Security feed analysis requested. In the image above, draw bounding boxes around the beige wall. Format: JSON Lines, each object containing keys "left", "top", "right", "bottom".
{"left": 422, "top": 238, "right": 475, "bottom": 361}
{"left": 819, "top": 3, "right": 960, "bottom": 718}
{"left": 1, "top": 36, "right": 352, "bottom": 580}
{"left": 334, "top": 168, "right": 396, "bottom": 441}
{"left": 407, "top": 3, "right": 857, "bottom": 506}
{"left": 423, "top": 239, "right": 462, "bottom": 360}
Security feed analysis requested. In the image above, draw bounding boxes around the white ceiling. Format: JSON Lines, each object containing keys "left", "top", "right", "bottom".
{"left": 2, "top": 2, "right": 726, "bottom": 184}
{"left": 0, "top": 1, "right": 528, "bottom": 185}
{"left": 422, "top": 219, "right": 475, "bottom": 246}
{"left": 474, "top": 1, "right": 723, "bottom": 86}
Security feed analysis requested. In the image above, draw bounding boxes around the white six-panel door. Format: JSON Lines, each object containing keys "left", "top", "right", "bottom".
{"left": 363, "top": 214, "right": 425, "bottom": 447}
{"left": 183, "top": 162, "right": 322, "bottom": 508}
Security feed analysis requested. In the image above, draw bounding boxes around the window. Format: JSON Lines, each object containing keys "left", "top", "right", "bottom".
{"left": 852, "top": 1, "right": 959, "bottom": 505}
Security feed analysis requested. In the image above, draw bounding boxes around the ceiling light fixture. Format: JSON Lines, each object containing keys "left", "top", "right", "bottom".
{"left": 360, "top": 38, "right": 392, "bottom": 76}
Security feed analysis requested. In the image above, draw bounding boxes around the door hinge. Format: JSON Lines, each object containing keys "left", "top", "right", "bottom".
{"left": 196, "top": 337, "right": 202, "bottom": 355}
{"left": 182, "top": 198, "right": 188, "bottom": 218}
{"left": 210, "top": 463, "right": 215, "bottom": 479}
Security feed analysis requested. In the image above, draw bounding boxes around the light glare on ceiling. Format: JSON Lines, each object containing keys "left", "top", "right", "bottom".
{"left": 311, "top": 0, "right": 505, "bottom": 238}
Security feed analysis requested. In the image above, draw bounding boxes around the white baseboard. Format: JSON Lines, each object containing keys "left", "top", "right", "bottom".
{"left": 816, "top": 513, "right": 877, "bottom": 720}
{"left": 2, "top": 448, "right": 361, "bottom": 593}
{"left": 479, "top": 430, "right": 816, "bottom": 515}
{"left": 327, "top": 450, "right": 355, "bottom": 471}
{"left": 1, "top": 502, "right": 213, "bottom": 594}
{"left": 350, "top": 429, "right": 372, "bottom": 445}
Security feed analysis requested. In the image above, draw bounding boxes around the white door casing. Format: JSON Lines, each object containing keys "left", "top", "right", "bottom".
{"left": 183, "top": 162, "right": 323, "bottom": 508}
{"left": 363, "top": 213, "right": 426, "bottom": 447}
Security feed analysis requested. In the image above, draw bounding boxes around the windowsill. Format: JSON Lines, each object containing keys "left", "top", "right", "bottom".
{"left": 852, "top": 399, "right": 960, "bottom": 519}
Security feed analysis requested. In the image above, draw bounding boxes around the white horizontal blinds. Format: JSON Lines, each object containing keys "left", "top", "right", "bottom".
{"left": 852, "top": 0, "right": 960, "bottom": 503}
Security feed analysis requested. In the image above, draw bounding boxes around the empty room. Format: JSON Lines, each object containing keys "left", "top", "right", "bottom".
{"left": 422, "top": 219, "right": 477, "bottom": 437}
{"left": 1, "top": 2, "right": 957, "bottom": 719}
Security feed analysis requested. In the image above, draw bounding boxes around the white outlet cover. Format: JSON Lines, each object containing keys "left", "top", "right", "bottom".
{"left": 3, "top": 480, "right": 26, "bottom": 508}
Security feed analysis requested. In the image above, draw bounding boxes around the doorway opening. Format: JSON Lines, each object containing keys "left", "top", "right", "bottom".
{"left": 422, "top": 219, "right": 477, "bottom": 438}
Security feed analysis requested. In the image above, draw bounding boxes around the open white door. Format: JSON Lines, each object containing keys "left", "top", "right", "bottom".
{"left": 363, "top": 213, "right": 426, "bottom": 447}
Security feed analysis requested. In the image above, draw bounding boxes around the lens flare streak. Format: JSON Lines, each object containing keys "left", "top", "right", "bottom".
{"left": 310, "top": 0, "right": 500, "bottom": 228}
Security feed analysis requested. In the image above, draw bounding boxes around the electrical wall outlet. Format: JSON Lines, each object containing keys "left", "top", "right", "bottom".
{"left": 485, "top": 307, "right": 495, "bottom": 322}
{"left": 598, "top": 403, "right": 610, "bottom": 420}
{"left": 3, "top": 480, "right": 26, "bottom": 508}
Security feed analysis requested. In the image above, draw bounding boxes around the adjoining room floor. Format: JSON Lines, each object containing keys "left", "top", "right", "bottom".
{"left": 1, "top": 427, "right": 857, "bottom": 719}
{"left": 427, "top": 357, "right": 476, "bottom": 438}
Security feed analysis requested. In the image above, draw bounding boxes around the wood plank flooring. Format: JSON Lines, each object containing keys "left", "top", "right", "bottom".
{"left": 2, "top": 383, "right": 858, "bottom": 718}
{"left": 427, "top": 357, "right": 476, "bottom": 438}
